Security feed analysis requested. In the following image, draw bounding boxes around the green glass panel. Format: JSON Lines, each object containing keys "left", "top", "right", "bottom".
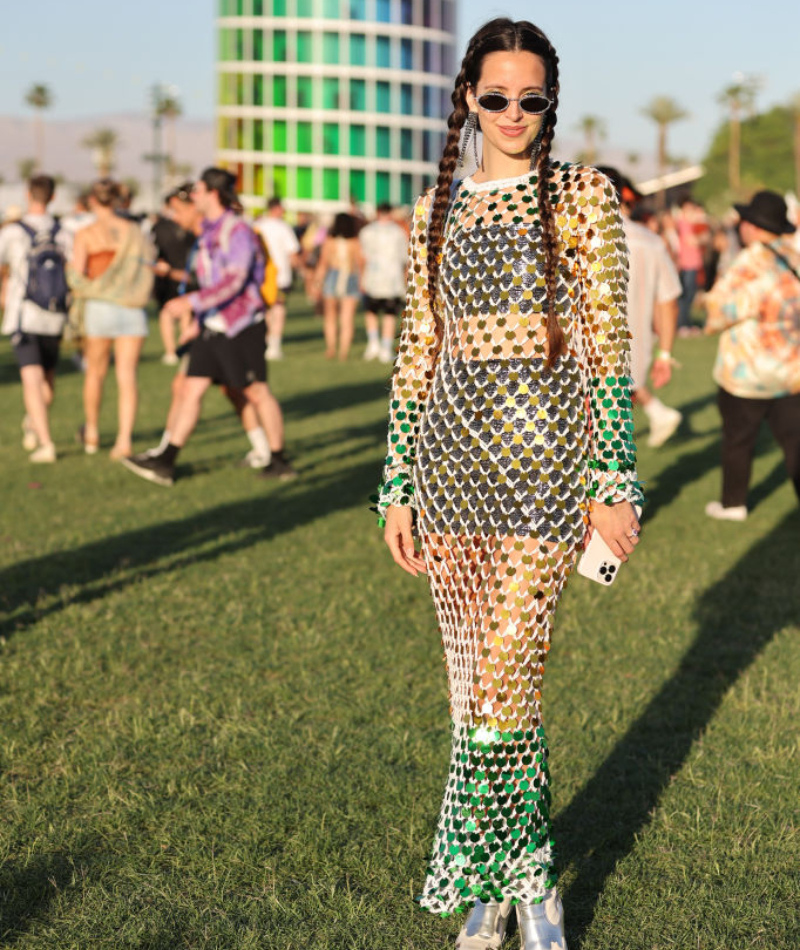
{"left": 273, "top": 30, "right": 287, "bottom": 62}
{"left": 236, "top": 74, "right": 245, "bottom": 105}
{"left": 323, "top": 0, "right": 339, "bottom": 15}
{"left": 376, "top": 126, "right": 391, "bottom": 159}
{"left": 253, "top": 0, "right": 264, "bottom": 13}
{"left": 350, "top": 0, "right": 366, "bottom": 18}
{"left": 376, "top": 35, "right": 391, "bottom": 68}
{"left": 350, "top": 124, "right": 366, "bottom": 156}
{"left": 218, "top": 0, "right": 226, "bottom": 14}
{"left": 323, "top": 32, "right": 339, "bottom": 65}
{"left": 253, "top": 74, "right": 264, "bottom": 106}
{"left": 274, "top": 120, "right": 287, "bottom": 152}
{"left": 253, "top": 29, "right": 264, "bottom": 61}
{"left": 218, "top": 29, "right": 227, "bottom": 60}
{"left": 349, "top": 79, "right": 366, "bottom": 111}
{"left": 401, "top": 83, "right": 413, "bottom": 115}
{"left": 236, "top": 29, "right": 244, "bottom": 60}
{"left": 236, "top": 119, "right": 245, "bottom": 150}
{"left": 376, "top": 171, "right": 391, "bottom": 203}
{"left": 400, "top": 173, "right": 414, "bottom": 205}
{"left": 273, "top": 0, "right": 287, "bottom": 12}
{"left": 323, "top": 123, "right": 339, "bottom": 154}
{"left": 324, "top": 168, "right": 340, "bottom": 200}
{"left": 400, "top": 128, "right": 413, "bottom": 160}
{"left": 297, "top": 167, "right": 314, "bottom": 199}
{"left": 297, "top": 122, "right": 313, "bottom": 153}
{"left": 350, "top": 34, "right": 366, "bottom": 66}
{"left": 297, "top": 31, "right": 313, "bottom": 63}
{"left": 323, "top": 77, "right": 339, "bottom": 109}
{"left": 254, "top": 119, "right": 265, "bottom": 151}
{"left": 216, "top": 118, "right": 227, "bottom": 150}
{"left": 273, "top": 165, "right": 287, "bottom": 198}
{"left": 297, "top": 0, "right": 313, "bottom": 14}
{"left": 237, "top": 0, "right": 244, "bottom": 14}
{"left": 297, "top": 76, "right": 313, "bottom": 108}
{"left": 376, "top": 0, "right": 390, "bottom": 21}
{"left": 254, "top": 165, "right": 265, "bottom": 196}
{"left": 376, "top": 81, "right": 391, "bottom": 113}
{"left": 349, "top": 169, "right": 366, "bottom": 203}
{"left": 274, "top": 75, "right": 287, "bottom": 107}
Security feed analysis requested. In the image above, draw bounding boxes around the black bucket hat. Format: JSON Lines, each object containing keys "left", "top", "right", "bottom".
{"left": 734, "top": 190, "right": 796, "bottom": 235}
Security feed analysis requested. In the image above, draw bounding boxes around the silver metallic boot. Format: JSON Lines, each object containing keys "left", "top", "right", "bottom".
{"left": 517, "top": 890, "right": 567, "bottom": 950}
{"left": 455, "top": 898, "right": 512, "bottom": 949}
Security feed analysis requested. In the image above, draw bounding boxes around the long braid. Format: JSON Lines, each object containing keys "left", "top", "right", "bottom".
{"left": 534, "top": 39, "right": 566, "bottom": 368}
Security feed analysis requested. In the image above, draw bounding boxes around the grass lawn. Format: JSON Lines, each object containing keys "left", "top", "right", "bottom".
{"left": 1, "top": 302, "right": 798, "bottom": 949}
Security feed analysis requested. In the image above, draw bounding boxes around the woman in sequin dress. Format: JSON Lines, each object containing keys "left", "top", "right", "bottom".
{"left": 377, "top": 19, "right": 643, "bottom": 950}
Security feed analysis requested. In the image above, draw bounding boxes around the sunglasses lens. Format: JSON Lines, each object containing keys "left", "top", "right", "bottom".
{"left": 477, "top": 93, "right": 509, "bottom": 112}
{"left": 520, "top": 95, "right": 550, "bottom": 115}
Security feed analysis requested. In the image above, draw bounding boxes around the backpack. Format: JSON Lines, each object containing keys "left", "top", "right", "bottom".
{"left": 254, "top": 231, "right": 279, "bottom": 308}
{"left": 18, "top": 220, "right": 69, "bottom": 313}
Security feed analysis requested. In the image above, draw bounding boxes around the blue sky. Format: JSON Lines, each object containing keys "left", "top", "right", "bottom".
{"left": 1, "top": 0, "right": 799, "bottom": 162}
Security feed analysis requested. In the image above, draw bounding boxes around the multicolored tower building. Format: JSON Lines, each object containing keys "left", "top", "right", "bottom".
{"left": 215, "top": 0, "right": 457, "bottom": 215}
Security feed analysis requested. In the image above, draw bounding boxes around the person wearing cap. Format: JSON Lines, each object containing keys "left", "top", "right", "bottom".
{"left": 703, "top": 190, "right": 800, "bottom": 521}
{"left": 598, "top": 166, "right": 683, "bottom": 448}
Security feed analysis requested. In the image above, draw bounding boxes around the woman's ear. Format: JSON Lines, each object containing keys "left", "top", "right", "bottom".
{"left": 464, "top": 84, "right": 477, "bottom": 113}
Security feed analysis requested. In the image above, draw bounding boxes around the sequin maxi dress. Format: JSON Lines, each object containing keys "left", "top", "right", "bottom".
{"left": 376, "top": 162, "right": 643, "bottom": 916}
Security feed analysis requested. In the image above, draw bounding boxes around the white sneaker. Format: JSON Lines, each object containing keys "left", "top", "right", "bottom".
{"left": 266, "top": 342, "right": 284, "bottom": 361}
{"left": 363, "top": 339, "right": 382, "bottom": 361}
{"left": 161, "top": 353, "right": 179, "bottom": 366}
{"left": 242, "top": 447, "right": 270, "bottom": 469}
{"left": 29, "top": 442, "right": 56, "bottom": 463}
{"left": 705, "top": 501, "right": 747, "bottom": 522}
{"left": 21, "top": 415, "right": 38, "bottom": 451}
{"left": 378, "top": 342, "right": 394, "bottom": 364}
{"left": 647, "top": 407, "right": 682, "bottom": 447}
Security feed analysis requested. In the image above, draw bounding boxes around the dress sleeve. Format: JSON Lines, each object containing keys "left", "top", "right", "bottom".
{"left": 576, "top": 170, "right": 644, "bottom": 508}
{"left": 373, "top": 192, "right": 438, "bottom": 526}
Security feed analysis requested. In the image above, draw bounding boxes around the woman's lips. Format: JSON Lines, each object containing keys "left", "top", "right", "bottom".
{"left": 498, "top": 126, "right": 526, "bottom": 137}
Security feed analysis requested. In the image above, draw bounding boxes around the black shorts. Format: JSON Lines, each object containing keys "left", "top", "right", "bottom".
{"left": 13, "top": 332, "right": 61, "bottom": 372}
{"left": 186, "top": 321, "right": 268, "bottom": 389}
{"left": 363, "top": 296, "right": 402, "bottom": 316}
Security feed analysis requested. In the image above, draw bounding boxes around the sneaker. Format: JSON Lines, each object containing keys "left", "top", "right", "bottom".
{"left": 161, "top": 353, "right": 179, "bottom": 366}
{"left": 21, "top": 415, "right": 38, "bottom": 451}
{"left": 29, "top": 442, "right": 56, "bottom": 463}
{"left": 259, "top": 452, "right": 297, "bottom": 481}
{"left": 647, "top": 407, "right": 682, "bottom": 447}
{"left": 378, "top": 342, "right": 395, "bottom": 364}
{"left": 363, "top": 339, "right": 382, "bottom": 361}
{"left": 705, "top": 501, "right": 747, "bottom": 522}
{"left": 266, "top": 342, "right": 284, "bottom": 361}
{"left": 121, "top": 452, "right": 175, "bottom": 487}
{"left": 238, "top": 447, "right": 270, "bottom": 469}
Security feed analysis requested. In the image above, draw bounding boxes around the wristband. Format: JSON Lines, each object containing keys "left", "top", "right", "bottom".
{"left": 656, "top": 349, "right": 672, "bottom": 361}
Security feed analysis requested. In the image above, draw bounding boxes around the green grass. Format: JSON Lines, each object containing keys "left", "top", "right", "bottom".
{"left": 1, "top": 304, "right": 798, "bottom": 949}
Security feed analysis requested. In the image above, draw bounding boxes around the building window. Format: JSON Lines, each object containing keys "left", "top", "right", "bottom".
{"left": 442, "top": 1, "right": 455, "bottom": 33}
{"left": 400, "top": 128, "right": 414, "bottom": 160}
{"left": 376, "top": 171, "right": 391, "bottom": 204}
{"left": 235, "top": 29, "right": 245, "bottom": 60}
{"left": 297, "top": 0, "right": 313, "bottom": 15}
{"left": 253, "top": 29, "right": 264, "bottom": 61}
{"left": 376, "top": 126, "right": 391, "bottom": 159}
{"left": 401, "top": 173, "right": 414, "bottom": 205}
{"left": 401, "top": 38, "right": 413, "bottom": 70}
{"left": 297, "top": 122, "right": 313, "bottom": 153}
{"left": 350, "top": 78, "right": 366, "bottom": 111}
{"left": 350, "top": 124, "right": 366, "bottom": 156}
{"left": 253, "top": 0, "right": 265, "bottom": 14}
{"left": 297, "top": 76, "right": 314, "bottom": 108}
{"left": 400, "top": 83, "right": 413, "bottom": 115}
{"left": 423, "top": 86, "right": 435, "bottom": 116}
{"left": 254, "top": 119, "right": 265, "bottom": 151}
{"left": 323, "top": 77, "right": 340, "bottom": 109}
{"left": 350, "top": 33, "right": 366, "bottom": 66}
{"left": 376, "top": 35, "right": 391, "bottom": 69}
{"left": 323, "top": 32, "right": 339, "bottom": 64}
{"left": 273, "top": 74, "right": 287, "bottom": 107}
{"left": 253, "top": 74, "right": 264, "bottom": 106}
{"left": 422, "top": 129, "right": 433, "bottom": 162}
{"left": 324, "top": 168, "right": 340, "bottom": 200}
{"left": 350, "top": 169, "right": 366, "bottom": 203}
{"left": 350, "top": 0, "right": 366, "bottom": 19}
{"left": 376, "top": 81, "right": 391, "bottom": 113}
{"left": 273, "top": 120, "right": 287, "bottom": 152}
{"left": 254, "top": 165, "right": 265, "bottom": 195}
{"left": 297, "top": 31, "right": 313, "bottom": 63}
{"left": 422, "top": 0, "right": 433, "bottom": 27}
{"left": 443, "top": 44, "right": 456, "bottom": 76}
{"left": 236, "top": 74, "right": 246, "bottom": 105}
{"left": 297, "top": 167, "right": 314, "bottom": 200}
{"left": 323, "top": 123, "right": 339, "bottom": 154}
{"left": 273, "top": 30, "right": 287, "bottom": 62}
{"left": 376, "top": 0, "right": 390, "bottom": 21}
{"left": 273, "top": 165, "right": 287, "bottom": 198}
{"left": 273, "top": 0, "right": 287, "bottom": 13}
{"left": 323, "top": 0, "right": 339, "bottom": 15}
{"left": 400, "top": 0, "right": 413, "bottom": 24}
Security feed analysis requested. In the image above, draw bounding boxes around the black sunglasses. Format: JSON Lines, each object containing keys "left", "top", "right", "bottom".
{"left": 477, "top": 92, "right": 551, "bottom": 116}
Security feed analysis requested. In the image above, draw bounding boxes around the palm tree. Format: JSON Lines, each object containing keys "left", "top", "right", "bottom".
{"left": 718, "top": 78, "right": 759, "bottom": 194}
{"left": 24, "top": 83, "right": 52, "bottom": 171}
{"left": 81, "top": 127, "right": 119, "bottom": 177}
{"left": 155, "top": 91, "right": 183, "bottom": 179}
{"left": 576, "top": 115, "right": 606, "bottom": 166}
{"left": 17, "top": 157, "right": 37, "bottom": 182}
{"left": 789, "top": 92, "right": 800, "bottom": 198}
{"left": 641, "top": 96, "right": 689, "bottom": 208}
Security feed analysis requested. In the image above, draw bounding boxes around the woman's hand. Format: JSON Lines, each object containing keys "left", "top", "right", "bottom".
{"left": 384, "top": 505, "right": 427, "bottom": 577}
{"left": 587, "top": 500, "right": 641, "bottom": 562}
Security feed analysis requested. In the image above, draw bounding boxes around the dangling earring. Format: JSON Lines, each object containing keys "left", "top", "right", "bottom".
{"left": 459, "top": 111, "right": 478, "bottom": 169}
{"left": 529, "top": 124, "right": 545, "bottom": 171}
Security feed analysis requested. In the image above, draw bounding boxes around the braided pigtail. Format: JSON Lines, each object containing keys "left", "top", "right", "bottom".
{"left": 535, "top": 42, "right": 566, "bottom": 368}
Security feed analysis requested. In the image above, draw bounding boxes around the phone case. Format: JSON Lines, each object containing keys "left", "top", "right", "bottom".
{"left": 577, "top": 506, "right": 642, "bottom": 586}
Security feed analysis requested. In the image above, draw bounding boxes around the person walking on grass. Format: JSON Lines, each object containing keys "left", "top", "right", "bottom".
{"left": 0, "top": 174, "right": 71, "bottom": 463}
{"left": 121, "top": 167, "right": 295, "bottom": 487}
{"left": 703, "top": 190, "right": 800, "bottom": 521}
{"left": 313, "top": 212, "right": 364, "bottom": 360}
{"left": 598, "top": 167, "right": 683, "bottom": 448}
{"left": 377, "top": 18, "right": 642, "bottom": 950}
{"left": 253, "top": 196, "right": 301, "bottom": 361}
{"left": 359, "top": 202, "right": 408, "bottom": 364}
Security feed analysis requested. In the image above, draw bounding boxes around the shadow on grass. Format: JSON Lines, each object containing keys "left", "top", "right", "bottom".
{"left": 0, "top": 454, "right": 381, "bottom": 643}
{"left": 556, "top": 507, "right": 800, "bottom": 948}
{"left": 281, "top": 378, "right": 390, "bottom": 421}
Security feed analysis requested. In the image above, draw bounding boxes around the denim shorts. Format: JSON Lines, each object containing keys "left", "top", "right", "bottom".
{"left": 322, "top": 270, "right": 359, "bottom": 299}
{"left": 84, "top": 300, "right": 148, "bottom": 338}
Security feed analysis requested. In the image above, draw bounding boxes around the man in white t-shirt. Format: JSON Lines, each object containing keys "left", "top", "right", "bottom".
{"left": 253, "top": 197, "right": 301, "bottom": 360}
{"left": 359, "top": 203, "right": 408, "bottom": 364}
{"left": 599, "top": 167, "right": 683, "bottom": 448}
{"left": 0, "top": 174, "right": 72, "bottom": 462}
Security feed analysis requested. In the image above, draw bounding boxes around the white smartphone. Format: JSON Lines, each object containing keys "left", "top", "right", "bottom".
{"left": 577, "top": 505, "right": 642, "bottom": 586}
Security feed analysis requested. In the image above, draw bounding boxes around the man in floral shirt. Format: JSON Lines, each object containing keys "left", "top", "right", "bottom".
{"left": 704, "top": 190, "right": 800, "bottom": 521}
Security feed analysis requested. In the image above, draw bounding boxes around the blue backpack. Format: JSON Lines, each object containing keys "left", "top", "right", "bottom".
{"left": 18, "top": 220, "right": 69, "bottom": 313}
